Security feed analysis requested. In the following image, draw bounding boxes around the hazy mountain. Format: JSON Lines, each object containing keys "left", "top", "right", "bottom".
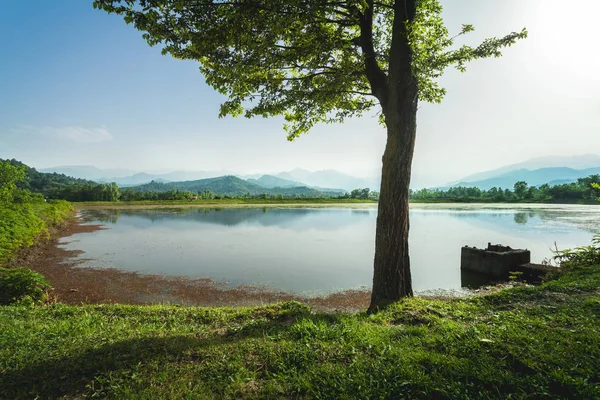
{"left": 157, "top": 170, "right": 236, "bottom": 182}
{"left": 276, "top": 168, "right": 379, "bottom": 191}
{"left": 40, "top": 165, "right": 135, "bottom": 180}
{"left": 450, "top": 154, "right": 600, "bottom": 185}
{"left": 96, "top": 172, "right": 170, "bottom": 186}
{"left": 131, "top": 175, "right": 340, "bottom": 197}
{"left": 248, "top": 174, "right": 347, "bottom": 194}
{"left": 247, "top": 174, "right": 304, "bottom": 189}
{"left": 40, "top": 165, "right": 238, "bottom": 185}
{"left": 452, "top": 167, "right": 600, "bottom": 190}
{"left": 39, "top": 165, "right": 377, "bottom": 191}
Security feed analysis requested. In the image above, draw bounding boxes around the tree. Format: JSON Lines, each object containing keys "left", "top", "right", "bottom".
{"left": 513, "top": 181, "right": 528, "bottom": 200}
{"left": 94, "top": 0, "right": 526, "bottom": 311}
{"left": 0, "top": 160, "right": 26, "bottom": 203}
{"left": 592, "top": 183, "right": 600, "bottom": 201}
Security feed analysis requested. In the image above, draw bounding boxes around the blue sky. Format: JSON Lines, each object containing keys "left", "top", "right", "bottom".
{"left": 1, "top": 0, "right": 599, "bottom": 188}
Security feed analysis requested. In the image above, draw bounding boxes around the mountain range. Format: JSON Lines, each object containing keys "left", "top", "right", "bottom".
{"left": 446, "top": 155, "right": 600, "bottom": 190}
{"left": 131, "top": 175, "right": 342, "bottom": 197}
{"left": 39, "top": 166, "right": 379, "bottom": 192}
{"left": 38, "top": 154, "right": 600, "bottom": 193}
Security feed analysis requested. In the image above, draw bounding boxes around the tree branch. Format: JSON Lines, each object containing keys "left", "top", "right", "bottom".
{"left": 358, "top": 0, "right": 388, "bottom": 107}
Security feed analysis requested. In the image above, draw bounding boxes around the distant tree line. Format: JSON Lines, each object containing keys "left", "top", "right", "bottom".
{"left": 338, "top": 188, "right": 380, "bottom": 200}
{"left": 51, "top": 185, "right": 355, "bottom": 202}
{"left": 410, "top": 175, "right": 600, "bottom": 203}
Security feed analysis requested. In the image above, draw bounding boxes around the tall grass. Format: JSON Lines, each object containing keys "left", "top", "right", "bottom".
{"left": 0, "top": 200, "right": 73, "bottom": 266}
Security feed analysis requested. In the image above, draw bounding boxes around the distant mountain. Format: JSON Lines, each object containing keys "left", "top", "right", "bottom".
{"left": 276, "top": 168, "right": 379, "bottom": 191}
{"left": 247, "top": 174, "right": 304, "bottom": 189}
{"left": 39, "top": 165, "right": 135, "bottom": 180}
{"left": 40, "top": 165, "right": 237, "bottom": 186}
{"left": 452, "top": 167, "right": 600, "bottom": 190}
{"left": 131, "top": 175, "right": 340, "bottom": 197}
{"left": 247, "top": 174, "right": 346, "bottom": 194}
{"left": 97, "top": 173, "right": 171, "bottom": 187}
{"left": 450, "top": 154, "right": 600, "bottom": 186}
{"left": 39, "top": 165, "right": 377, "bottom": 191}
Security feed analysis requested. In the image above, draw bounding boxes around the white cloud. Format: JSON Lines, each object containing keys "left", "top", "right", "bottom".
{"left": 11, "top": 125, "right": 113, "bottom": 143}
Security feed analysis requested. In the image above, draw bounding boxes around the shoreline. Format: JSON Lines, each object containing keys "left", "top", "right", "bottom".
{"left": 9, "top": 208, "right": 519, "bottom": 312}
{"left": 9, "top": 215, "right": 373, "bottom": 312}
{"left": 76, "top": 202, "right": 378, "bottom": 210}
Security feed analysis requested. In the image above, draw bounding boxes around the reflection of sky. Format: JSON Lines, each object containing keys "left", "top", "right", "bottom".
{"left": 81, "top": 207, "right": 378, "bottom": 231}
{"left": 62, "top": 206, "right": 600, "bottom": 294}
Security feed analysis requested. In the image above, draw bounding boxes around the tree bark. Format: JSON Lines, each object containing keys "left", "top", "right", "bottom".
{"left": 368, "top": 96, "right": 417, "bottom": 312}
{"left": 368, "top": 0, "right": 418, "bottom": 312}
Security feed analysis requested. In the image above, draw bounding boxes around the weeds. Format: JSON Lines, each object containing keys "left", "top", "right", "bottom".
{"left": 0, "top": 267, "right": 52, "bottom": 305}
{"left": 553, "top": 232, "right": 600, "bottom": 269}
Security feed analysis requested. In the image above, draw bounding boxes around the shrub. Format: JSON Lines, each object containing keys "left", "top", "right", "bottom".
{"left": 0, "top": 267, "right": 52, "bottom": 305}
{"left": 0, "top": 205, "right": 46, "bottom": 265}
{"left": 554, "top": 232, "right": 600, "bottom": 269}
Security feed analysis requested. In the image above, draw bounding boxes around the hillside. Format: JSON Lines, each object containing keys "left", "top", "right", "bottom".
{"left": 131, "top": 176, "right": 338, "bottom": 197}
{"left": 2, "top": 159, "right": 96, "bottom": 197}
{"left": 246, "top": 174, "right": 303, "bottom": 189}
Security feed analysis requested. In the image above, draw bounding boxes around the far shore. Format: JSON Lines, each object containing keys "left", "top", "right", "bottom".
{"left": 75, "top": 200, "right": 378, "bottom": 209}
{"left": 73, "top": 200, "right": 600, "bottom": 210}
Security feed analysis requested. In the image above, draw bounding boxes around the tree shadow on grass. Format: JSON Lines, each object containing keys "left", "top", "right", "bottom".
{"left": 0, "top": 317, "right": 310, "bottom": 400}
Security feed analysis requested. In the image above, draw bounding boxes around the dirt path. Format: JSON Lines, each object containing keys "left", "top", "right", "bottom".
{"left": 9, "top": 215, "right": 371, "bottom": 312}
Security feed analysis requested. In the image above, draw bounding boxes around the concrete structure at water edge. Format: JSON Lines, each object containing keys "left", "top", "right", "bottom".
{"left": 460, "top": 243, "right": 557, "bottom": 286}
{"left": 461, "top": 243, "right": 531, "bottom": 279}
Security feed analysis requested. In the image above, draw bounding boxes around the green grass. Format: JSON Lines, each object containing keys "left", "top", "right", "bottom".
{"left": 1, "top": 266, "right": 598, "bottom": 399}
{"left": 0, "top": 200, "right": 73, "bottom": 266}
{"left": 75, "top": 198, "right": 378, "bottom": 206}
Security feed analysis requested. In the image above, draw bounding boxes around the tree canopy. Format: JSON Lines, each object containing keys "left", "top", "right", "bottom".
{"left": 0, "top": 161, "right": 26, "bottom": 203}
{"left": 94, "top": 0, "right": 526, "bottom": 139}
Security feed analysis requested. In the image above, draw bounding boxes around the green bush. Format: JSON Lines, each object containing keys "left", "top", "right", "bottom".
{"left": 0, "top": 201, "right": 73, "bottom": 266}
{"left": 0, "top": 205, "right": 45, "bottom": 265}
{"left": 554, "top": 232, "right": 600, "bottom": 269}
{"left": 0, "top": 267, "right": 51, "bottom": 305}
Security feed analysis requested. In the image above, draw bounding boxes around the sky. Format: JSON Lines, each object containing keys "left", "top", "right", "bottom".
{"left": 1, "top": 0, "right": 599, "bottom": 188}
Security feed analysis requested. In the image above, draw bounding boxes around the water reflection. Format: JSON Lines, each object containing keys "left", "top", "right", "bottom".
{"left": 65, "top": 205, "right": 600, "bottom": 294}
{"left": 80, "top": 207, "right": 376, "bottom": 231}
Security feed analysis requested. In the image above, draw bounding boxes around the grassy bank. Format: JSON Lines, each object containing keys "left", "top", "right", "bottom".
{"left": 0, "top": 200, "right": 73, "bottom": 265}
{"left": 1, "top": 265, "right": 598, "bottom": 399}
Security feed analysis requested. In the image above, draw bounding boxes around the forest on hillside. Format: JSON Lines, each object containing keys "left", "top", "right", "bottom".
{"left": 410, "top": 177, "right": 600, "bottom": 203}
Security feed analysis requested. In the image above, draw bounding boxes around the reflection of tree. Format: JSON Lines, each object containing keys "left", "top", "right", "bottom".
{"left": 81, "top": 209, "right": 122, "bottom": 224}
{"left": 80, "top": 207, "right": 375, "bottom": 231}
{"left": 513, "top": 213, "right": 528, "bottom": 225}
{"left": 432, "top": 207, "right": 600, "bottom": 234}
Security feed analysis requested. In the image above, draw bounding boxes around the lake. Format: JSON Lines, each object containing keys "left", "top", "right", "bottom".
{"left": 61, "top": 204, "right": 600, "bottom": 295}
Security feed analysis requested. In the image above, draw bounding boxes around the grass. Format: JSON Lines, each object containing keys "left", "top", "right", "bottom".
{"left": 0, "top": 200, "right": 73, "bottom": 266}
{"left": 1, "top": 266, "right": 598, "bottom": 399}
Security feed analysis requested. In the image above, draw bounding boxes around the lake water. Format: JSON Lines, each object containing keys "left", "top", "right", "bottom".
{"left": 61, "top": 204, "right": 600, "bottom": 295}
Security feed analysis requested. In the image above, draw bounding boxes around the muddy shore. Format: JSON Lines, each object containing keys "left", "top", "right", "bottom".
{"left": 9, "top": 214, "right": 372, "bottom": 312}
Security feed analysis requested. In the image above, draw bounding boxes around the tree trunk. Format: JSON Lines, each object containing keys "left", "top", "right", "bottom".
{"left": 366, "top": 0, "right": 418, "bottom": 312}
{"left": 368, "top": 94, "right": 418, "bottom": 312}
